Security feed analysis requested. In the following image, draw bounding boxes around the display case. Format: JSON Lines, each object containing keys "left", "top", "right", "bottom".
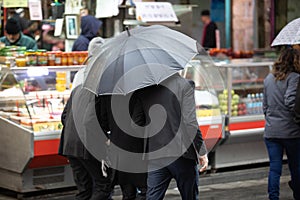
{"left": 0, "top": 65, "right": 82, "bottom": 193}
{"left": 180, "top": 55, "right": 226, "bottom": 153}
{"left": 211, "top": 59, "right": 274, "bottom": 169}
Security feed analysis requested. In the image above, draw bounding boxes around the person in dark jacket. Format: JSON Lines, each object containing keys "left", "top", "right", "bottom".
{"left": 59, "top": 86, "right": 112, "bottom": 200}
{"left": 72, "top": 15, "right": 102, "bottom": 51}
{"left": 263, "top": 47, "right": 300, "bottom": 200}
{"left": 95, "top": 94, "right": 147, "bottom": 200}
{"left": 0, "top": 18, "right": 37, "bottom": 50}
{"left": 200, "top": 10, "right": 219, "bottom": 50}
{"left": 131, "top": 73, "right": 208, "bottom": 200}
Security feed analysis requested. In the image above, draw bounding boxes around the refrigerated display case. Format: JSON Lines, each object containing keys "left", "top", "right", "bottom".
{"left": 0, "top": 65, "right": 82, "bottom": 193}
{"left": 210, "top": 59, "right": 274, "bottom": 169}
{"left": 180, "top": 55, "right": 226, "bottom": 153}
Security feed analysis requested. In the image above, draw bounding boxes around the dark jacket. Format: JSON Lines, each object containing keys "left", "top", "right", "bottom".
{"left": 202, "top": 21, "right": 218, "bottom": 49}
{"left": 263, "top": 72, "right": 300, "bottom": 139}
{"left": 131, "top": 74, "right": 206, "bottom": 161}
{"left": 72, "top": 15, "right": 102, "bottom": 51}
{"left": 59, "top": 86, "right": 92, "bottom": 158}
{"left": 0, "top": 33, "right": 37, "bottom": 50}
{"left": 59, "top": 86, "right": 108, "bottom": 159}
{"left": 95, "top": 95, "right": 147, "bottom": 186}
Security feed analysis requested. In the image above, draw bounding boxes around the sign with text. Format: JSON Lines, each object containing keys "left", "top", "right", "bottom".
{"left": 28, "top": 0, "right": 43, "bottom": 20}
{"left": 3, "top": 0, "right": 27, "bottom": 8}
{"left": 135, "top": 2, "right": 178, "bottom": 22}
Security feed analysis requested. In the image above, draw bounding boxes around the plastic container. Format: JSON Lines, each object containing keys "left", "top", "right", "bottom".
{"left": 15, "top": 57, "right": 27, "bottom": 67}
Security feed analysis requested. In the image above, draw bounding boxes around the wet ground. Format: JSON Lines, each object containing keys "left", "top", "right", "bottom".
{"left": 0, "top": 163, "right": 294, "bottom": 200}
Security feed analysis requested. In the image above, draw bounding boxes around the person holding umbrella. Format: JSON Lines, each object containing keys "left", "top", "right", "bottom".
{"left": 81, "top": 25, "right": 213, "bottom": 200}
{"left": 131, "top": 73, "right": 208, "bottom": 200}
{"left": 271, "top": 18, "right": 300, "bottom": 200}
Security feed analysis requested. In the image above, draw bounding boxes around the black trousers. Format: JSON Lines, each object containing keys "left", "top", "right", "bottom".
{"left": 68, "top": 156, "right": 112, "bottom": 200}
{"left": 111, "top": 169, "right": 147, "bottom": 200}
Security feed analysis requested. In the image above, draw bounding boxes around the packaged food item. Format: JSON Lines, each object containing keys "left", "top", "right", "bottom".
{"left": 56, "top": 72, "right": 66, "bottom": 91}
{"left": 73, "top": 51, "right": 79, "bottom": 65}
{"left": 25, "top": 50, "right": 37, "bottom": 66}
{"left": 61, "top": 52, "right": 68, "bottom": 65}
{"left": 37, "top": 49, "right": 48, "bottom": 66}
{"left": 47, "top": 51, "right": 56, "bottom": 66}
{"left": 55, "top": 51, "right": 62, "bottom": 66}
{"left": 15, "top": 57, "right": 27, "bottom": 67}
{"left": 67, "top": 52, "right": 74, "bottom": 65}
{"left": 78, "top": 51, "right": 88, "bottom": 64}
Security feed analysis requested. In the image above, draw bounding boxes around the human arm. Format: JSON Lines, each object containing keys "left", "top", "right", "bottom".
{"left": 284, "top": 73, "right": 299, "bottom": 111}
{"left": 181, "top": 81, "right": 208, "bottom": 171}
{"left": 293, "top": 76, "right": 300, "bottom": 123}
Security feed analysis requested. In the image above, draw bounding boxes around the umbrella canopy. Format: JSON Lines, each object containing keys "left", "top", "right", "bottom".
{"left": 271, "top": 18, "right": 300, "bottom": 47}
{"left": 83, "top": 25, "right": 200, "bottom": 95}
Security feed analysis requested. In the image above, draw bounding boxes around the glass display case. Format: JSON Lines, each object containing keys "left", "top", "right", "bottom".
{"left": 211, "top": 59, "right": 274, "bottom": 169}
{"left": 216, "top": 59, "right": 272, "bottom": 117}
{"left": 180, "top": 55, "right": 226, "bottom": 152}
{"left": 0, "top": 66, "right": 81, "bottom": 132}
{"left": 0, "top": 65, "right": 81, "bottom": 193}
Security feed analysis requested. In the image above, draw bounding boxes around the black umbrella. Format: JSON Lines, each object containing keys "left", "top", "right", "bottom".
{"left": 83, "top": 25, "right": 202, "bottom": 95}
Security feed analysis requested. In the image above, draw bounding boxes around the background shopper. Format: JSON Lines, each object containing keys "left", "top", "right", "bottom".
{"left": 72, "top": 15, "right": 102, "bottom": 51}
{"left": 263, "top": 47, "right": 300, "bottom": 200}
{"left": 0, "top": 18, "right": 37, "bottom": 50}
{"left": 200, "top": 9, "right": 220, "bottom": 50}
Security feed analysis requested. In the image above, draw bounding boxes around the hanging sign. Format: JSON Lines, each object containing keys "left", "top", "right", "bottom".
{"left": 3, "top": 0, "right": 28, "bottom": 8}
{"left": 96, "top": 0, "right": 119, "bottom": 18}
{"left": 28, "top": 0, "right": 43, "bottom": 20}
{"left": 135, "top": 2, "right": 178, "bottom": 22}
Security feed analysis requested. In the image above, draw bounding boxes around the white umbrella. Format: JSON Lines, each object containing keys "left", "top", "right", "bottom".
{"left": 271, "top": 18, "right": 300, "bottom": 47}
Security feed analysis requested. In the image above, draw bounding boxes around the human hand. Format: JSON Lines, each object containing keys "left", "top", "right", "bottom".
{"left": 198, "top": 154, "right": 208, "bottom": 172}
{"left": 101, "top": 159, "right": 110, "bottom": 177}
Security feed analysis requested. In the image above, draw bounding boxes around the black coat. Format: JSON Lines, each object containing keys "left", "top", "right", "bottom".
{"left": 131, "top": 74, "right": 204, "bottom": 162}
{"left": 59, "top": 86, "right": 108, "bottom": 160}
{"left": 95, "top": 95, "right": 147, "bottom": 187}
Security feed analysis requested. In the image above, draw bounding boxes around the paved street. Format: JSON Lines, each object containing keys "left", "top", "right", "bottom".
{"left": 0, "top": 164, "right": 294, "bottom": 200}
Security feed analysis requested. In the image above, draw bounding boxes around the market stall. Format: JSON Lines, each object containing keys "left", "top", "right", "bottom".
{"left": 0, "top": 62, "right": 82, "bottom": 192}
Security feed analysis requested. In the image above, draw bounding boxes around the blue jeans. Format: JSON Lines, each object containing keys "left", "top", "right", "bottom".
{"left": 146, "top": 157, "right": 198, "bottom": 200}
{"left": 264, "top": 138, "right": 300, "bottom": 200}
